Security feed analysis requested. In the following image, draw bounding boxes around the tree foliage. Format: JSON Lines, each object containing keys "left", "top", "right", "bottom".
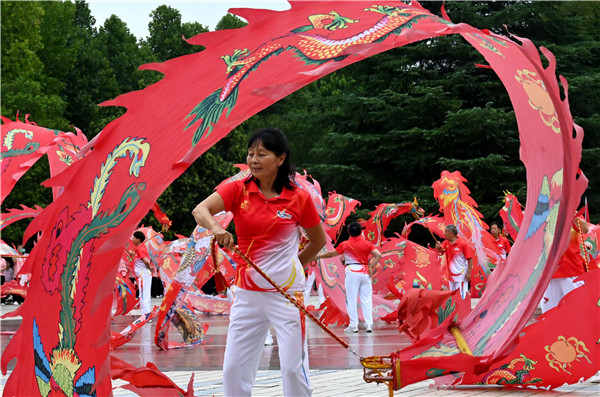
{"left": 215, "top": 13, "right": 247, "bottom": 30}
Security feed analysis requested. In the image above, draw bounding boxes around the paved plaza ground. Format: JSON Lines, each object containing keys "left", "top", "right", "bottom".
{"left": 2, "top": 297, "right": 599, "bottom": 396}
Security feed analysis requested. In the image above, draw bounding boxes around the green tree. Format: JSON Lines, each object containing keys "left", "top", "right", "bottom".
{"left": 1, "top": 1, "right": 69, "bottom": 244}
{"left": 63, "top": 0, "right": 120, "bottom": 136}
{"left": 147, "top": 5, "right": 208, "bottom": 62}
{"left": 88, "top": 14, "right": 155, "bottom": 131}
{"left": 1, "top": 1, "right": 68, "bottom": 129}
{"left": 37, "top": 0, "right": 77, "bottom": 130}
{"left": 97, "top": 15, "right": 145, "bottom": 93}
{"left": 215, "top": 13, "right": 247, "bottom": 30}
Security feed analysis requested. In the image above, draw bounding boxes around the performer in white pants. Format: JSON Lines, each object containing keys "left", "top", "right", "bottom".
{"left": 127, "top": 230, "right": 153, "bottom": 319}
{"left": 316, "top": 222, "right": 381, "bottom": 333}
{"left": 436, "top": 225, "right": 474, "bottom": 300}
{"left": 192, "top": 128, "right": 327, "bottom": 396}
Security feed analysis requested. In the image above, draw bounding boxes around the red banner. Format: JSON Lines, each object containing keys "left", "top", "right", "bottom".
{"left": 500, "top": 192, "right": 524, "bottom": 242}
{"left": 452, "top": 270, "right": 599, "bottom": 388}
{"left": 323, "top": 193, "right": 360, "bottom": 242}
{"left": 360, "top": 201, "right": 420, "bottom": 246}
{"left": 1, "top": 115, "right": 86, "bottom": 203}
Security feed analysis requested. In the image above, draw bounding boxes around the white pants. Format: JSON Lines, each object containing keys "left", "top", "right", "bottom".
{"left": 223, "top": 287, "right": 312, "bottom": 397}
{"left": 344, "top": 269, "right": 373, "bottom": 328}
{"left": 135, "top": 267, "right": 152, "bottom": 315}
{"left": 541, "top": 276, "right": 584, "bottom": 313}
{"left": 449, "top": 279, "right": 469, "bottom": 299}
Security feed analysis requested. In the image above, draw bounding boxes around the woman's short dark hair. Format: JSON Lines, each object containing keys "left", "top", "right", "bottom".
{"left": 247, "top": 127, "right": 295, "bottom": 193}
{"left": 133, "top": 231, "right": 145, "bottom": 242}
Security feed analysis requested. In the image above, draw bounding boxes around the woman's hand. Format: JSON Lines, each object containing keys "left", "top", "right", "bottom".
{"left": 213, "top": 226, "right": 234, "bottom": 249}
{"left": 192, "top": 192, "right": 231, "bottom": 247}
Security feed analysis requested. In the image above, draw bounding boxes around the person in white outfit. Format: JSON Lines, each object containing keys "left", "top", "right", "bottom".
{"left": 192, "top": 128, "right": 327, "bottom": 397}
{"left": 316, "top": 222, "right": 382, "bottom": 333}
{"left": 126, "top": 231, "right": 153, "bottom": 320}
{"left": 435, "top": 225, "right": 474, "bottom": 300}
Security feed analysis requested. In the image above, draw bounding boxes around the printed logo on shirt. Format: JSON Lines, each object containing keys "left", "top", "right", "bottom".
{"left": 277, "top": 209, "right": 292, "bottom": 220}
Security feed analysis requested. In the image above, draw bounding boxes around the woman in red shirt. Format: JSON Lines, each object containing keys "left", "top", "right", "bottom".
{"left": 193, "top": 128, "right": 326, "bottom": 397}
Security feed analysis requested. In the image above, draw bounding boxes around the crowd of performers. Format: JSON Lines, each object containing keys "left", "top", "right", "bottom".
{"left": 2, "top": 127, "right": 599, "bottom": 395}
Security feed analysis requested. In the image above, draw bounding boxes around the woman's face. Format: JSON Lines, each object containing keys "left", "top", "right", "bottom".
{"left": 246, "top": 141, "right": 285, "bottom": 182}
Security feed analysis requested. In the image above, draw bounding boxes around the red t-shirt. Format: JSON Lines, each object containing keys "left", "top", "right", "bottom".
{"left": 494, "top": 235, "right": 511, "bottom": 260}
{"left": 553, "top": 220, "right": 587, "bottom": 278}
{"left": 441, "top": 238, "right": 474, "bottom": 280}
{"left": 335, "top": 236, "right": 376, "bottom": 274}
{"left": 217, "top": 178, "right": 321, "bottom": 292}
{"left": 129, "top": 243, "right": 150, "bottom": 274}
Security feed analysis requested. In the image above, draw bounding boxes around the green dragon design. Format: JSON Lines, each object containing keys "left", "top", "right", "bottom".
{"left": 0, "top": 128, "right": 39, "bottom": 159}
{"left": 185, "top": 5, "right": 445, "bottom": 145}
{"left": 34, "top": 137, "right": 150, "bottom": 397}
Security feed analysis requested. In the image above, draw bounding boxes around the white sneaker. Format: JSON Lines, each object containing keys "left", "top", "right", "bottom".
{"left": 344, "top": 326, "right": 358, "bottom": 333}
{"left": 366, "top": 324, "right": 373, "bottom": 333}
